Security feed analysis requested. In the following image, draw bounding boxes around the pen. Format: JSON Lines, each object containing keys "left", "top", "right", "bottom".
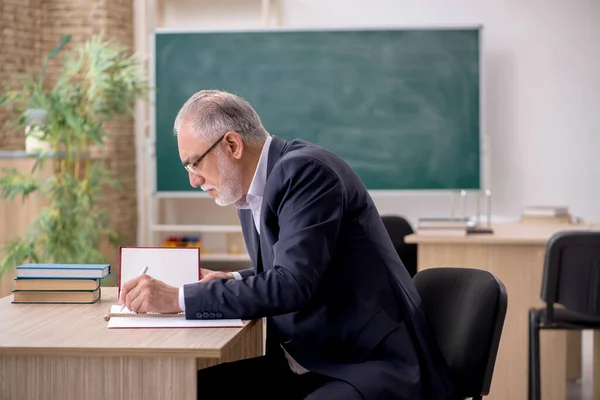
{"left": 119, "top": 265, "right": 148, "bottom": 313}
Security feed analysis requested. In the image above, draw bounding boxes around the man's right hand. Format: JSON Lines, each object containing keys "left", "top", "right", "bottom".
{"left": 200, "top": 268, "right": 235, "bottom": 282}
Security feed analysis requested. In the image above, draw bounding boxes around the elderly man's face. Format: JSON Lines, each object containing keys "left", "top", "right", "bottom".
{"left": 177, "top": 122, "right": 244, "bottom": 206}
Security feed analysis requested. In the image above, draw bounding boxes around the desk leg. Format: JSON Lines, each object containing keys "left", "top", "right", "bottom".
{"left": 593, "top": 331, "right": 600, "bottom": 400}
{"left": 567, "top": 331, "right": 582, "bottom": 381}
{"left": 0, "top": 355, "right": 197, "bottom": 400}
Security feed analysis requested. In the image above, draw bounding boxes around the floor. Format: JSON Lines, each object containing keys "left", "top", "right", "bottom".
{"left": 567, "top": 331, "right": 594, "bottom": 400}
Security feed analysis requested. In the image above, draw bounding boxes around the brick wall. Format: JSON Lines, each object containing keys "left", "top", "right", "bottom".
{"left": 0, "top": 0, "right": 44, "bottom": 149}
{"left": 0, "top": 0, "right": 138, "bottom": 266}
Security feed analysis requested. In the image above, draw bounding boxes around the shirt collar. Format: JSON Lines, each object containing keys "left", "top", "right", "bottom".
{"left": 248, "top": 135, "right": 272, "bottom": 198}
{"left": 234, "top": 136, "right": 272, "bottom": 208}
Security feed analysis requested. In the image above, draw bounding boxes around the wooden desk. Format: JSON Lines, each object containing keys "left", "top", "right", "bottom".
{"left": 0, "top": 287, "right": 263, "bottom": 400}
{"left": 406, "top": 222, "right": 600, "bottom": 400}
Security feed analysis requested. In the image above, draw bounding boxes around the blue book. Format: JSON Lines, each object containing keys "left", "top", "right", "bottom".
{"left": 16, "top": 263, "right": 110, "bottom": 279}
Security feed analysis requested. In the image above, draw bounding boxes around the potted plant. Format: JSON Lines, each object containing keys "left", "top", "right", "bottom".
{"left": 0, "top": 33, "right": 150, "bottom": 278}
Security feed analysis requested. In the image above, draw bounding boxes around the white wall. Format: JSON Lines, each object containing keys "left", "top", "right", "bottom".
{"left": 151, "top": 0, "right": 600, "bottom": 227}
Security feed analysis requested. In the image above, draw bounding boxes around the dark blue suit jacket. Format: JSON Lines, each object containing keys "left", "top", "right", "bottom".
{"left": 184, "top": 136, "right": 454, "bottom": 400}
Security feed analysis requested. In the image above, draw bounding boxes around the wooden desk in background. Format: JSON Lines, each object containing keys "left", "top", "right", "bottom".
{"left": 406, "top": 222, "right": 600, "bottom": 400}
{"left": 0, "top": 287, "right": 263, "bottom": 400}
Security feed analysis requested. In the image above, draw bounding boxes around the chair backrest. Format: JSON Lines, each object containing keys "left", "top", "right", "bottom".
{"left": 541, "top": 230, "right": 600, "bottom": 319}
{"left": 413, "top": 268, "right": 507, "bottom": 398}
{"left": 381, "top": 215, "right": 417, "bottom": 277}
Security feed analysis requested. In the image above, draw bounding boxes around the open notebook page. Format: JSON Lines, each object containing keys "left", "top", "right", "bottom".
{"left": 119, "top": 247, "right": 201, "bottom": 291}
{"left": 106, "top": 305, "right": 244, "bottom": 329}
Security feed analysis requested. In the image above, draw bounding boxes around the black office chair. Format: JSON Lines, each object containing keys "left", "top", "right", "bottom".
{"left": 413, "top": 267, "right": 508, "bottom": 400}
{"left": 381, "top": 215, "right": 417, "bottom": 277}
{"left": 528, "top": 231, "right": 600, "bottom": 400}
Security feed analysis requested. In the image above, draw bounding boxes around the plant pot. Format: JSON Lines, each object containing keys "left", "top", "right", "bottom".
{"left": 24, "top": 108, "right": 51, "bottom": 154}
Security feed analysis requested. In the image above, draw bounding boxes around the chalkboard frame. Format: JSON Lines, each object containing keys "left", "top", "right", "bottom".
{"left": 148, "top": 26, "right": 487, "bottom": 196}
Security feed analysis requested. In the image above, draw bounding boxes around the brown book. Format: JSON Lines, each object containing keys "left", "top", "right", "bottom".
{"left": 14, "top": 278, "right": 99, "bottom": 291}
{"left": 521, "top": 215, "right": 572, "bottom": 224}
{"left": 12, "top": 288, "right": 101, "bottom": 304}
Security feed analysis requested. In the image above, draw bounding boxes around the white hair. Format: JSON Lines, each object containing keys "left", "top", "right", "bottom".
{"left": 173, "top": 89, "right": 269, "bottom": 148}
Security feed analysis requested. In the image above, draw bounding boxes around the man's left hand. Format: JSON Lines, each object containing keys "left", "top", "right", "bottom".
{"left": 119, "top": 274, "right": 181, "bottom": 314}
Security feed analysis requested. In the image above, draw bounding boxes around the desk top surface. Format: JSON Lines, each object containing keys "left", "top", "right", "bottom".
{"left": 0, "top": 287, "right": 254, "bottom": 358}
{"left": 405, "top": 221, "right": 600, "bottom": 245}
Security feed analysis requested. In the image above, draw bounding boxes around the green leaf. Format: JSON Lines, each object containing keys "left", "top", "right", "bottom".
{"left": 47, "top": 34, "right": 72, "bottom": 60}
{"left": 0, "top": 236, "right": 39, "bottom": 276}
{"left": 0, "top": 168, "right": 41, "bottom": 201}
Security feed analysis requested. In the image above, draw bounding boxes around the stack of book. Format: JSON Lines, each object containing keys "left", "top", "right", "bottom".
{"left": 416, "top": 217, "right": 472, "bottom": 236}
{"left": 521, "top": 205, "right": 572, "bottom": 224}
{"left": 12, "top": 263, "right": 110, "bottom": 304}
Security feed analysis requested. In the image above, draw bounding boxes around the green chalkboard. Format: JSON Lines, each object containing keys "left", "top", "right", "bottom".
{"left": 154, "top": 28, "right": 481, "bottom": 192}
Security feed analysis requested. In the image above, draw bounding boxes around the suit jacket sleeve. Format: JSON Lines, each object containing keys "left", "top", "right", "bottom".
{"left": 236, "top": 268, "right": 254, "bottom": 279}
{"left": 183, "top": 156, "right": 344, "bottom": 319}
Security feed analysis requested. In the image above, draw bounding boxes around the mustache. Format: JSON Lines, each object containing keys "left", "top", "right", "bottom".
{"left": 201, "top": 185, "right": 217, "bottom": 191}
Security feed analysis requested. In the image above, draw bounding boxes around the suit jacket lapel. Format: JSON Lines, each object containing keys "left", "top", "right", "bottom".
{"left": 266, "top": 135, "right": 287, "bottom": 178}
{"left": 239, "top": 209, "right": 262, "bottom": 272}
{"left": 239, "top": 136, "right": 288, "bottom": 273}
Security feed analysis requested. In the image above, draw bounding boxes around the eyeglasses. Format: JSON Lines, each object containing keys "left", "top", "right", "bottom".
{"left": 183, "top": 133, "right": 226, "bottom": 174}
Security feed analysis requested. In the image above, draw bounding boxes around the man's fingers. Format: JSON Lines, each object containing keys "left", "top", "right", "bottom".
{"left": 200, "top": 268, "right": 214, "bottom": 280}
{"left": 129, "top": 292, "right": 146, "bottom": 313}
{"left": 124, "top": 281, "right": 144, "bottom": 311}
{"left": 120, "top": 275, "right": 141, "bottom": 303}
{"left": 199, "top": 271, "right": 234, "bottom": 282}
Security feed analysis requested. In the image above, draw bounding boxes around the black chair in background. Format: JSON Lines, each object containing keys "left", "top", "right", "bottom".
{"left": 381, "top": 215, "right": 418, "bottom": 277}
{"left": 528, "top": 231, "right": 600, "bottom": 400}
{"left": 413, "top": 267, "right": 508, "bottom": 400}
